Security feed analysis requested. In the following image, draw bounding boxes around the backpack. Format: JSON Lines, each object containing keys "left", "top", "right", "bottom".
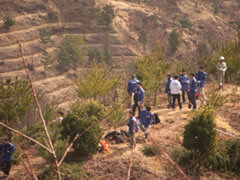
{"left": 152, "top": 113, "right": 160, "bottom": 124}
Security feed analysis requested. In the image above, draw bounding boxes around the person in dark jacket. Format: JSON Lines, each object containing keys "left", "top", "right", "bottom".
{"left": 195, "top": 66, "right": 207, "bottom": 106}
{"left": 127, "top": 74, "right": 139, "bottom": 106}
{"left": 133, "top": 82, "right": 145, "bottom": 115}
{"left": 137, "top": 106, "right": 153, "bottom": 142}
{"left": 0, "top": 138, "right": 15, "bottom": 176}
{"left": 179, "top": 70, "right": 189, "bottom": 104}
{"left": 165, "top": 74, "right": 172, "bottom": 109}
{"left": 127, "top": 111, "right": 138, "bottom": 147}
{"left": 188, "top": 73, "right": 198, "bottom": 110}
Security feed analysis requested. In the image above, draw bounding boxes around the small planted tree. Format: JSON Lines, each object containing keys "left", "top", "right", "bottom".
{"left": 76, "top": 61, "right": 121, "bottom": 101}
{"left": 58, "top": 35, "right": 85, "bottom": 69}
{"left": 61, "top": 102, "right": 104, "bottom": 158}
{"left": 88, "top": 47, "right": 104, "bottom": 64}
{"left": 0, "top": 78, "right": 34, "bottom": 140}
{"left": 97, "top": 5, "right": 115, "bottom": 28}
{"left": 168, "top": 30, "right": 180, "bottom": 53}
{"left": 183, "top": 107, "right": 217, "bottom": 155}
{"left": 3, "top": 15, "right": 16, "bottom": 30}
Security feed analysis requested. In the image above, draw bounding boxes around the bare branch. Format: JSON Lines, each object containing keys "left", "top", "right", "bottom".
{"left": 0, "top": 122, "right": 52, "bottom": 154}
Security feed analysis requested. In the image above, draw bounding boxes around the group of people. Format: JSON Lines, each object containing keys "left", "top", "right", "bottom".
{"left": 127, "top": 56, "right": 227, "bottom": 145}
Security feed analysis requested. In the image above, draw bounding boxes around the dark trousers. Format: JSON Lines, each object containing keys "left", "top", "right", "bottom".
{"left": 139, "top": 124, "right": 149, "bottom": 140}
{"left": 172, "top": 94, "right": 182, "bottom": 110}
{"left": 0, "top": 161, "right": 11, "bottom": 175}
{"left": 182, "top": 90, "right": 188, "bottom": 103}
{"left": 132, "top": 102, "right": 141, "bottom": 115}
{"left": 188, "top": 93, "right": 197, "bottom": 109}
{"left": 167, "top": 93, "right": 172, "bottom": 107}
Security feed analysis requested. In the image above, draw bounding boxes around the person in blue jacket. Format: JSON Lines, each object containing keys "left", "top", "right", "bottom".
{"left": 0, "top": 138, "right": 15, "bottom": 176}
{"left": 195, "top": 66, "right": 207, "bottom": 106}
{"left": 179, "top": 69, "right": 189, "bottom": 104}
{"left": 127, "top": 74, "right": 139, "bottom": 95}
{"left": 188, "top": 73, "right": 198, "bottom": 110}
{"left": 133, "top": 82, "right": 145, "bottom": 115}
{"left": 137, "top": 106, "right": 153, "bottom": 142}
{"left": 127, "top": 111, "right": 138, "bottom": 147}
{"left": 165, "top": 74, "right": 172, "bottom": 109}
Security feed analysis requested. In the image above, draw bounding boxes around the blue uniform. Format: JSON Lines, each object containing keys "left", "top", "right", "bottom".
{"left": 165, "top": 77, "right": 172, "bottom": 93}
{"left": 189, "top": 77, "right": 198, "bottom": 96}
{"left": 128, "top": 117, "right": 138, "bottom": 135}
{"left": 179, "top": 74, "right": 189, "bottom": 91}
{"left": 127, "top": 77, "right": 139, "bottom": 95}
{"left": 134, "top": 87, "right": 145, "bottom": 104}
{"left": 195, "top": 72, "right": 207, "bottom": 88}
{"left": 137, "top": 110, "right": 153, "bottom": 128}
{"left": 0, "top": 143, "right": 15, "bottom": 162}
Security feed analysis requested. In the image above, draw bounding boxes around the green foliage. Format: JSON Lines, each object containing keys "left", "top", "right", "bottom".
{"left": 97, "top": 5, "right": 115, "bottom": 27}
{"left": 168, "top": 30, "right": 180, "bottom": 53}
{"left": 102, "top": 33, "right": 113, "bottom": 64}
{"left": 106, "top": 101, "right": 125, "bottom": 129}
{"left": 142, "top": 145, "right": 161, "bottom": 157}
{"left": 76, "top": 61, "right": 121, "bottom": 100}
{"left": 3, "top": 15, "right": 16, "bottom": 29}
{"left": 58, "top": 35, "right": 85, "bottom": 69}
{"left": 206, "top": 86, "right": 228, "bottom": 108}
{"left": 230, "top": 86, "right": 238, "bottom": 107}
{"left": 39, "top": 163, "right": 88, "bottom": 180}
{"left": 183, "top": 107, "right": 217, "bottom": 154}
{"left": 39, "top": 28, "right": 51, "bottom": 44}
{"left": 0, "top": 78, "right": 33, "bottom": 139}
{"left": 139, "top": 30, "right": 147, "bottom": 49}
{"left": 178, "top": 16, "right": 192, "bottom": 29}
{"left": 88, "top": 47, "right": 103, "bottom": 64}
{"left": 61, "top": 102, "right": 104, "bottom": 158}
{"left": 135, "top": 45, "right": 171, "bottom": 103}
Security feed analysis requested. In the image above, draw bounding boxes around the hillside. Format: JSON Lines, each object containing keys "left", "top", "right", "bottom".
{"left": 0, "top": 0, "right": 240, "bottom": 109}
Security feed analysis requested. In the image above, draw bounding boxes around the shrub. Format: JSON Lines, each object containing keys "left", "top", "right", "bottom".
{"left": 183, "top": 107, "right": 217, "bottom": 154}
{"left": 3, "top": 15, "right": 16, "bottom": 29}
{"left": 168, "top": 30, "right": 180, "bottom": 53}
{"left": 61, "top": 102, "right": 104, "bottom": 158}
{"left": 206, "top": 86, "right": 228, "bottom": 108}
{"left": 58, "top": 35, "right": 85, "bottom": 69}
{"left": 142, "top": 145, "right": 161, "bottom": 157}
{"left": 106, "top": 102, "right": 125, "bottom": 129}
{"left": 76, "top": 61, "right": 121, "bottom": 100}
{"left": 97, "top": 5, "right": 115, "bottom": 27}
{"left": 179, "top": 16, "right": 192, "bottom": 29}
{"left": 88, "top": 47, "right": 103, "bottom": 63}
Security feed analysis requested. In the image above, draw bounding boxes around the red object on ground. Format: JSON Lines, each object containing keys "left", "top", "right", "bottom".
{"left": 100, "top": 140, "right": 111, "bottom": 151}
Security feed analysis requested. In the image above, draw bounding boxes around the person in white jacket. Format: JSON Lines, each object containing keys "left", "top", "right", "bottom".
{"left": 216, "top": 56, "right": 227, "bottom": 90}
{"left": 170, "top": 75, "right": 182, "bottom": 110}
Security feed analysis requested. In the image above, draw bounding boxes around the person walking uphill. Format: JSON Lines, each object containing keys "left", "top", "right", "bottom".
{"left": 0, "top": 138, "right": 15, "bottom": 176}
{"left": 216, "top": 56, "right": 227, "bottom": 90}
{"left": 179, "top": 70, "right": 189, "bottom": 104}
{"left": 137, "top": 106, "right": 153, "bottom": 142}
{"left": 170, "top": 75, "right": 182, "bottom": 110}
{"left": 127, "top": 74, "right": 139, "bottom": 106}
{"left": 133, "top": 82, "right": 144, "bottom": 115}
{"left": 127, "top": 111, "right": 138, "bottom": 148}
{"left": 165, "top": 74, "right": 172, "bottom": 109}
{"left": 188, "top": 73, "right": 198, "bottom": 110}
{"left": 195, "top": 66, "right": 207, "bottom": 106}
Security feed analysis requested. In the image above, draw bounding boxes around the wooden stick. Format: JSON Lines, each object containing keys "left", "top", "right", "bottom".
{"left": 0, "top": 122, "right": 52, "bottom": 154}
{"left": 17, "top": 41, "right": 61, "bottom": 180}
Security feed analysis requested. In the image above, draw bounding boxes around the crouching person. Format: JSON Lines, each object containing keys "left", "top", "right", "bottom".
{"left": 127, "top": 111, "right": 138, "bottom": 148}
{"left": 0, "top": 138, "right": 15, "bottom": 176}
{"left": 137, "top": 106, "right": 153, "bottom": 142}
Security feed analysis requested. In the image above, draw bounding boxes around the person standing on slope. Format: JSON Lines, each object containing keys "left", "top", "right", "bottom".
{"left": 188, "top": 73, "right": 198, "bottom": 110}
{"left": 137, "top": 106, "right": 153, "bottom": 142}
{"left": 179, "top": 69, "right": 189, "bottom": 104}
{"left": 216, "top": 56, "right": 227, "bottom": 90}
{"left": 170, "top": 75, "right": 182, "bottom": 110}
{"left": 127, "top": 74, "right": 139, "bottom": 106}
{"left": 133, "top": 82, "right": 145, "bottom": 115}
{"left": 195, "top": 66, "right": 207, "bottom": 106}
{"left": 165, "top": 74, "right": 172, "bottom": 109}
{"left": 127, "top": 111, "right": 138, "bottom": 148}
{"left": 0, "top": 138, "right": 15, "bottom": 177}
